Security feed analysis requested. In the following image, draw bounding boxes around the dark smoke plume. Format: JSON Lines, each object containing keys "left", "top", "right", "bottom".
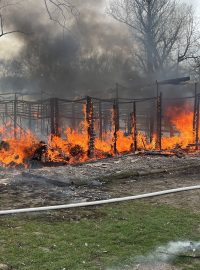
{"left": 0, "top": 0, "right": 140, "bottom": 98}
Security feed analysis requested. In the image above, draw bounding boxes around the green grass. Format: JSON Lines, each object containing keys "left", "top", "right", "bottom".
{"left": 0, "top": 202, "right": 200, "bottom": 270}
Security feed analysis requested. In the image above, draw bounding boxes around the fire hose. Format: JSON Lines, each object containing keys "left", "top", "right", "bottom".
{"left": 0, "top": 185, "right": 200, "bottom": 215}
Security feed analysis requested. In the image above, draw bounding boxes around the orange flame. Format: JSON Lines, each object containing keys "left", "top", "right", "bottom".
{"left": 0, "top": 103, "right": 198, "bottom": 167}
{"left": 162, "top": 104, "right": 195, "bottom": 149}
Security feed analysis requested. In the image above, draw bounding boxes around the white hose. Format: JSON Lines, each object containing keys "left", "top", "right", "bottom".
{"left": 1, "top": 185, "right": 200, "bottom": 215}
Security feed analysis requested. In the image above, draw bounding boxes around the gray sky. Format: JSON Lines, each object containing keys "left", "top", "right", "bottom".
{"left": 184, "top": 0, "right": 200, "bottom": 9}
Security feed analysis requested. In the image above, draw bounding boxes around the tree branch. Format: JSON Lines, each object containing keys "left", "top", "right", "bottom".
{"left": 44, "top": 0, "right": 79, "bottom": 30}
{"left": 0, "top": 11, "right": 29, "bottom": 38}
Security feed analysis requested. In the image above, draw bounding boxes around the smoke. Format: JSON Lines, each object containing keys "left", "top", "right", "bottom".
{"left": 0, "top": 0, "right": 137, "bottom": 97}
{"left": 107, "top": 241, "right": 200, "bottom": 270}
{"left": 0, "top": 0, "right": 193, "bottom": 99}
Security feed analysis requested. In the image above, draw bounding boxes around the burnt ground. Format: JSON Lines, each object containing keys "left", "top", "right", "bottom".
{"left": 1, "top": 153, "right": 200, "bottom": 212}
{"left": 1, "top": 154, "right": 200, "bottom": 270}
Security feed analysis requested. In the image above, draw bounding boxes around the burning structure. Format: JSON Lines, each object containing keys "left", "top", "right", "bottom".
{"left": 0, "top": 80, "right": 199, "bottom": 167}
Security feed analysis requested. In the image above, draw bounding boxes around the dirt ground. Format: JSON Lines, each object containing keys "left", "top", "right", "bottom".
{"left": 1, "top": 155, "right": 200, "bottom": 270}
{"left": 1, "top": 154, "right": 200, "bottom": 212}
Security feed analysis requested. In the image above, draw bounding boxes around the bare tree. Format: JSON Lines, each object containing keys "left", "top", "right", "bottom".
{"left": 0, "top": 0, "right": 78, "bottom": 38}
{"left": 108, "top": 0, "right": 197, "bottom": 77}
{"left": 44, "top": 0, "right": 79, "bottom": 30}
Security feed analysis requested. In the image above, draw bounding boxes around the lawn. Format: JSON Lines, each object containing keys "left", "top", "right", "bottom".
{"left": 0, "top": 201, "right": 200, "bottom": 270}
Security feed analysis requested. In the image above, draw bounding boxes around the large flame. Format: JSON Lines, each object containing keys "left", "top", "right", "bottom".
{"left": 0, "top": 103, "right": 198, "bottom": 167}
{"left": 0, "top": 125, "right": 38, "bottom": 167}
{"left": 162, "top": 104, "right": 194, "bottom": 149}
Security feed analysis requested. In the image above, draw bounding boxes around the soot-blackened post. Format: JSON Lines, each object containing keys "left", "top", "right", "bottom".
{"left": 156, "top": 92, "right": 162, "bottom": 150}
{"left": 130, "top": 101, "right": 137, "bottom": 152}
{"left": 195, "top": 94, "right": 200, "bottom": 150}
{"left": 86, "top": 96, "right": 95, "bottom": 158}
{"left": 13, "top": 93, "right": 17, "bottom": 138}
{"left": 50, "top": 98, "right": 60, "bottom": 137}
{"left": 113, "top": 99, "right": 119, "bottom": 155}
{"left": 99, "top": 101, "right": 103, "bottom": 141}
{"left": 193, "top": 83, "right": 198, "bottom": 136}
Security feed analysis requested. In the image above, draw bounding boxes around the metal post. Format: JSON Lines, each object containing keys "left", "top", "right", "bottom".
{"left": 86, "top": 96, "right": 95, "bottom": 158}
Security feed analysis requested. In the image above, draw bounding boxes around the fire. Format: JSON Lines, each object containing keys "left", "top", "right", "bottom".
{"left": 162, "top": 104, "right": 195, "bottom": 149}
{"left": 0, "top": 128, "right": 38, "bottom": 167}
{"left": 0, "top": 102, "right": 198, "bottom": 167}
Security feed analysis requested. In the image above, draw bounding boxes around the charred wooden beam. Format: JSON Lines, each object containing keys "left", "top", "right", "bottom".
{"left": 113, "top": 99, "right": 119, "bottom": 155}
{"left": 193, "top": 83, "right": 198, "bottom": 135}
{"left": 149, "top": 101, "right": 155, "bottom": 143}
{"left": 195, "top": 94, "right": 200, "bottom": 150}
{"left": 86, "top": 96, "right": 95, "bottom": 158}
{"left": 50, "top": 98, "right": 55, "bottom": 136}
{"left": 28, "top": 103, "right": 32, "bottom": 131}
{"left": 50, "top": 98, "right": 60, "bottom": 137}
{"left": 13, "top": 93, "right": 17, "bottom": 138}
{"left": 71, "top": 102, "right": 76, "bottom": 130}
{"left": 156, "top": 92, "right": 162, "bottom": 150}
{"left": 54, "top": 98, "right": 60, "bottom": 136}
{"left": 130, "top": 101, "right": 137, "bottom": 152}
{"left": 127, "top": 113, "right": 131, "bottom": 135}
{"left": 40, "top": 102, "right": 45, "bottom": 135}
{"left": 99, "top": 101, "right": 103, "bottom": 140}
